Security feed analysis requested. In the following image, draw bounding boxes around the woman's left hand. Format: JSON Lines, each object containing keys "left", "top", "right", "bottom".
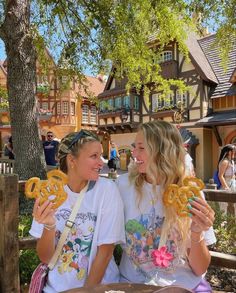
{"left": 188, "top": 197, "right": 215, "bottom": 233}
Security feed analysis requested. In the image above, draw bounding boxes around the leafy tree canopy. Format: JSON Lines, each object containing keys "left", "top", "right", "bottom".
{"left": 1, "top": 0, "right": 234, "bottom": 92}
{"left": 0, "top": 0, "right": 234, "bottom": 178}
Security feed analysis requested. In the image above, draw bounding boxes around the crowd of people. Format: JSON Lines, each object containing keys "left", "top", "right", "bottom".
{"left": 27, "top": 120, "right": 224, "bottom": 293}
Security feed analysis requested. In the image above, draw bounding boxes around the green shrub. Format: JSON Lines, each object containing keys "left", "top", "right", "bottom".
{"left": 19, "top": 249, "right": 40, "bottom": 285}
{"left": 19, "top": 214, "right": 40, "bottom": 285}
{"left": 209, "top": 203, "right": 236, "bottom": 254}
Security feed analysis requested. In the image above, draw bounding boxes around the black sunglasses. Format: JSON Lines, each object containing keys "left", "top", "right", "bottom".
{"left": 47, "top": 135, "right": 53, "bottom": 137}
{"left": 68, "top": 130, "right": 98, "bottom": 149}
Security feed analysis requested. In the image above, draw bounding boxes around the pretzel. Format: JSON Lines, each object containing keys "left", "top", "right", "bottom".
{"left": 25, "top": 170, "right": 68, "bottom": 208}
{"left": 25, "top": 177, "right": 41, "bottom": 199}
{"left": 163, "top": 177, "right": 204, "bottom": 217}
{"left": 183, "top": 176, "right": 205, "bottom": 190}
{"left": 47, "top": 169, "right": 68, "bottom": 185}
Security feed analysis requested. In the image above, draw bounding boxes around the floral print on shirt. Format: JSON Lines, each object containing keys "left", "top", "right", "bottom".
{"left": 125, "top": 206, "right": 181, "bottom": 275}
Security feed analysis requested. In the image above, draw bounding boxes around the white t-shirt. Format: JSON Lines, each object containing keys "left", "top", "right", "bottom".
{"left": 116, "top": 174, "right": 216, "bottom": 290}
{"left": 185, "top": 153, "right": 195, "bottom": 176}
{"left": 30, "top": 177, "right": 125, "bottom": 293}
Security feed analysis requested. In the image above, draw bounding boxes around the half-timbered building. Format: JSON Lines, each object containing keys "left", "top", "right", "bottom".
{"left": 98, "top": 32, "right": 236, "bottom": 180}
{"left": 0, "top": 52, "right": 105, "bottom": 149}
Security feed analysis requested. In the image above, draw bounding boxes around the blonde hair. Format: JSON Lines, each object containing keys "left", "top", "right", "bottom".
{"left": 129, "top": 120, "right": 190, "bottom": 255}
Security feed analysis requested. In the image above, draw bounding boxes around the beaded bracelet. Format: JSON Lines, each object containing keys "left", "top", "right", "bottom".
{"left": 44, "top": 223, "right": 56, "bottom": 231}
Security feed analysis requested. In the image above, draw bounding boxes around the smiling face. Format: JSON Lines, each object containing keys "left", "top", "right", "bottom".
{"left": 133, "top": 130, "right": 149, "bottom": 174}
{"left": 69, "top": 141, "right": 104, "bottom": 182}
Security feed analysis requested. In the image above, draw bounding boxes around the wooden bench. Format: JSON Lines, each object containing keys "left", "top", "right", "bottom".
{"left": 0, "top": 175, "right": 235, "bottom": 292}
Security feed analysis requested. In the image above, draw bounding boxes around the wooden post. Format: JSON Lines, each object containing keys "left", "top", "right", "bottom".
{"left": 0, "top": 174, "right": 20, "bottom": 293}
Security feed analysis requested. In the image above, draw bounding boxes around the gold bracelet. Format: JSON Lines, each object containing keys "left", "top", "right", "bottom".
{"left": 44, "top": 223, "right": 56, "bottom": 231}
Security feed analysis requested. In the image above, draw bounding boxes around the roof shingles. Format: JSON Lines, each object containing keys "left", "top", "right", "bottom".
{"left": 198, "top": 34, "right": 236, "bottom": 98}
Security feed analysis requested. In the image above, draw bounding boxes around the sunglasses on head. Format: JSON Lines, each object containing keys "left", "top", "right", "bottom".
{"left": 68, "top": 130, "right": 98, "bottom": 149}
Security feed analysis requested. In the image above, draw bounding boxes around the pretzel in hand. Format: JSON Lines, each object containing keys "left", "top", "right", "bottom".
{"left": 163, "top": 176, "right": 205, "bottom": 217}
{"left": 25, "top": 169, "right": 68, "bottom": 209}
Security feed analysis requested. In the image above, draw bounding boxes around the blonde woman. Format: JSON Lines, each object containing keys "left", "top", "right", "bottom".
{"left": 116, "top": 121, "right": 216, "bottom": 292}
{"left": 30, "top": 130, "right": 125, "bottom": 292}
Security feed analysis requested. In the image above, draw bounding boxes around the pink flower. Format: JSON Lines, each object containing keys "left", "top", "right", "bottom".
{"left": 151, "top": 246, "right": 174, "bottom": 268}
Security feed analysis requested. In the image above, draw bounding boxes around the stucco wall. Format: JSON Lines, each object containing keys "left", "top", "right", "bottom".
{"left": 188, "top": 127, "right": 212, "bottom": 181}
{"left": 111, "top": 132, "right": 136, "bottom": 150}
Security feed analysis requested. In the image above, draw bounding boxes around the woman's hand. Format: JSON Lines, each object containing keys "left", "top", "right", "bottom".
{"left": 33, "top": 198, "right": 57, "bottom": 263}
{"left": 32, "top": 198, "right": 56, "bottom": 226}
{"left": 188, "top": 197, "right": 215, "bottom": 233}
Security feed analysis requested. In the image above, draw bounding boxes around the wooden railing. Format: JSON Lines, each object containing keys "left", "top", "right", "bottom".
{"left": 0, "top": 174, "right": 236, "bottom": 292}
{"left": 0, "top": 158, "right": 15, "bottom": 174}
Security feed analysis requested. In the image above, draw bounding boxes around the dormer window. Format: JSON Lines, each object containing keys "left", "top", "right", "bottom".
{"left": 160, "top": 51, "right": 173, "bottom": 62}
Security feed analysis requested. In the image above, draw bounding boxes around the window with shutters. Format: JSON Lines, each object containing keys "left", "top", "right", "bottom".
{"left": 108, "top": 99, "right": 113, "bottom": 110}
{"left": 62, "top": 101, "right": 69, "bottom": 114}
{"left": 71, "top": 102, "right": 75, "bottom": 115}
{"left": 123, "top": 96, "right": 130, "bottom": 108}
{"left": 82, "top": 104, "right": 89, "bottom": 123}
{"left": 164, "top": 93, "right": 174, "bottom": 107}
{"left": 152, "top": 94, "right": 160, "bottom": 111}
{"left": 115, "top": 97, "right": 122, "bottom": 109}
{"left": 176, "top": 91, "right": 187, "bottom": 107}
{"left": 56, "top": 102, "right": 61, "bottom": 114}
{"left": 133, "top": 96, "right": 139, "bottom": 110}
{"left": 90, "top": 106, "right": 97, "bottom": 124}
{"left": 160, "top": 51, "right": 173, "bottom": 62}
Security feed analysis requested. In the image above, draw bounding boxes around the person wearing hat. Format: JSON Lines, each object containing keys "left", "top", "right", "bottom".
{"left": 29, "top": 130, "right": 125, "bottom": 292}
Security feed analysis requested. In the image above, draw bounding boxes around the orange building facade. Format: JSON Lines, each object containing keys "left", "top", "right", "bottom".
{"left": 0, "top": 53, "right": 105, "bottom": 149}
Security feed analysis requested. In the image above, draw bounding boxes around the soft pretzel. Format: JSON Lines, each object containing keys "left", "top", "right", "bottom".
{"left": 183, "top": 176, "right": 205, "bottom": 190}
{"left": 47, "top": 169, "right": 68, "bottom": 185}
{"left": 163, "top": 184, "right": 179, "bottom": 206}
{"left": 25, "top": 177, "right": 41, "bottom": 199}
{"left": 163, "top": 177, "right": 203, "bottom": 217}
{"left": 25, "top": 170, "right": 68, "bottom": 208}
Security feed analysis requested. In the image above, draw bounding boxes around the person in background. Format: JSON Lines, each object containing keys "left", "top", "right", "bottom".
{"left": 217, "top": 144, "right": 236, "bottom": 215}
{"left": 4, "top": 136, "right": 14, "bottom": 159}
{"left": 217, "top": 144, "right": 236, "bottom": 191}
{"left": 108, "top": 141, "right": 119, "bottom": 171}
{"left": 43, "top": 131, "right": 59, "bottom": 170}
{"left": 116, "top": 120, "right": 216, "bottom": 292}
{"left": 30, "top": 130, "right": 125, "bottom": 292}
{"left": 184, "top": 143, "right": 195, "bottom": 177}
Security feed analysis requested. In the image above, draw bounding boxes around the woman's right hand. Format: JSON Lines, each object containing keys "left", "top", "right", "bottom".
{"left": 32, "top": 198, "right": 56, "bottom": 226}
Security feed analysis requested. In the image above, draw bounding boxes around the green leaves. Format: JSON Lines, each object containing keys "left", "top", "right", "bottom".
{"left": 0, "top": 86, "right": 9, "bottom": 111}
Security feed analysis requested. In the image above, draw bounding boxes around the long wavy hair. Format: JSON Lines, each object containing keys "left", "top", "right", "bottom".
{"left": 129, "top": 120, "right": 190, "bottom": 255}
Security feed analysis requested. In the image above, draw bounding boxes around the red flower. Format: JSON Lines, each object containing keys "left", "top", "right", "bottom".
{"left": 151, "top": 246, "right": 174, "bottom": 268}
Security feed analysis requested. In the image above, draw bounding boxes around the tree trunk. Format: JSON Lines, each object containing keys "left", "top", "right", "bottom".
{"left": 0, "top": 0, "right": 46, "bottom": 179}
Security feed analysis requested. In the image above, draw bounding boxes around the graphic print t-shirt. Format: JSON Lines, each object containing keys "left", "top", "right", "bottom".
{"left": 30, "top": 178, "right": 125, "bottom": 293}
{"left": 116, "top": 174, "right": 216, "bottom": 289}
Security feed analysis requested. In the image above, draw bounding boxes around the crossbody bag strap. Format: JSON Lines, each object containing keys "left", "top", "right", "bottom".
{"left": 48, "top": 183, "right": 89, "bottom": 270}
